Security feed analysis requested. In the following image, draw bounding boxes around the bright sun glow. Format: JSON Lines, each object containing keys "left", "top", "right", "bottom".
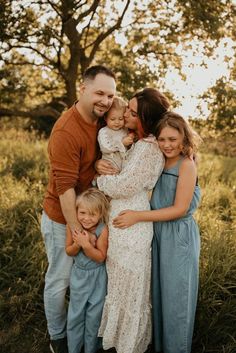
{"left": 115, "top": 34, "right": 235, "bottom": 119}
{"left": 113, "top": 0, "right": 235, "bottom": 120}
{"left": 165, "top": 38, "right": 235, "bottom": 119}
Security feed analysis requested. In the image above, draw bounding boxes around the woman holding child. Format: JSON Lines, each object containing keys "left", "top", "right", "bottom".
{"left": 96, "top": 88, "right": 170, "bottom": 353}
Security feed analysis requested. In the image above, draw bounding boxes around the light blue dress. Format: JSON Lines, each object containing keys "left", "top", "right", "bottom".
{"left": 150, "top": 158, "right": 201, "bottom": 353}
{"left": 67, "top": 223, "right": 107, "bottom": 353}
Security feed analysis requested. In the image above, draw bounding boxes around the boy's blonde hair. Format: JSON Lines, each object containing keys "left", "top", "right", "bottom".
{"left": 76, "top": 188, "right": 110, "bottom": 224}
{"left": 156, "top": 112, "right": 202, "bottom": 158}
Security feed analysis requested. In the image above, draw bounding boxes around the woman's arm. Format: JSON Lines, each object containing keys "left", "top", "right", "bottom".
{"left": 113, "top": 158, "right": 197, "bottom": 228}
{"left": 78, "top": 227, "right": 108, "bottom": 263}
{"left": 65, "top": 225, "right": 81, "bottom": 256}
{"left": 97, "top": 140, "right": 164, "bottom": 199}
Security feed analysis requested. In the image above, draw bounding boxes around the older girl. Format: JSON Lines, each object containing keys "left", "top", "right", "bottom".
{"left": 114, "top": 112, "right": 201, "bottom": 353}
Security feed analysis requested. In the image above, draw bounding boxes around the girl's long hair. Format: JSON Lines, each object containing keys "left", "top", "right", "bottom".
{"left": 156, "top": 112, "right": 202, "bottom": 158}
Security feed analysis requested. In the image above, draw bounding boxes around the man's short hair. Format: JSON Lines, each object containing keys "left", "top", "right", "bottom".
{"left": 83, "top": 65, "right": 116, "bottom": 81}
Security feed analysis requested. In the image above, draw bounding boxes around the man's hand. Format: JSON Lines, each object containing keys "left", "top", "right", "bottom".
{"left": 95, "top": 159, "right": 119, "bottom": 175}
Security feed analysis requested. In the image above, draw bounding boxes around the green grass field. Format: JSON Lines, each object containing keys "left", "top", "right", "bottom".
{"left": 0, "top": 123, "right": 235, "bottom": 353}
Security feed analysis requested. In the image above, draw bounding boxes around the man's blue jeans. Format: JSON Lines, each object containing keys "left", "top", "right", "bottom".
{"left": 41, "top": 211, "right": 73, "bottom": 340}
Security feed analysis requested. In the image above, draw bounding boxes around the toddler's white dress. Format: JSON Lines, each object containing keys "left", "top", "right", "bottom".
{"left": 98, "top": 126, "right": 128, "bottom": 171}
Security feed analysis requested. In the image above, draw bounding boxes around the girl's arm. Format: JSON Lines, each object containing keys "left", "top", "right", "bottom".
{"left": 113, "top": 158, "right": 197, "bottom": 228}
{"left": 79, "top": 227, "right": 108, "bottom": 263}
{"left": 65, "top": 225, "right": 81, "bottom": 256}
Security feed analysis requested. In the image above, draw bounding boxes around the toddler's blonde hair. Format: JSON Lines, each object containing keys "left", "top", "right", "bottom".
{"left": 76, "top": 188, "right": 110, "bottom": 224}
{"left": 105, "top": 96, "right": 127, "bottom": 117}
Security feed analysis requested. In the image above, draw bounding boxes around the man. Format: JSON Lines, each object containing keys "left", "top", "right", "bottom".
{"left": 41, "top": 65, "right": 116, "bottom": 353}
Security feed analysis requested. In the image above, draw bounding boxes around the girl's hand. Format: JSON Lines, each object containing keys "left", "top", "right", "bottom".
{"left": 113, "top": 210, "right": 139, "bottom": 229}
{"left": 88, "top": 232, "right": 97, "bottom": 247}
{"left": 73, "top": 230, "right": 89, "bottom": 247}
{"left": 95, "top": 159, "right": 119, "bottom": 175}
{"left": 76, "top": 230, "right": 91, "bottom": 248}
{"left": 72, "top": 231, "right": 83, "bottom": 247}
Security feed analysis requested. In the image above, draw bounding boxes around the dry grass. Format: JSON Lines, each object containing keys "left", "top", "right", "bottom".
{"left": 0, "top": 124, "right": 235, "bottom": 353}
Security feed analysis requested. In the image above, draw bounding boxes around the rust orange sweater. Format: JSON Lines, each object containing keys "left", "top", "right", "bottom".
{"left": 43, "top": 103, "right": 99, "bottom": 224}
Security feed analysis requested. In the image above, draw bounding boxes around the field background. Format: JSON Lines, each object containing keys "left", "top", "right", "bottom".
{"left": 0, "top": 117, "right": 235, "bottom": 353}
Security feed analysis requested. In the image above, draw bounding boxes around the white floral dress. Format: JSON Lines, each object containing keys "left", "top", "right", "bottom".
{"left": 97, "top": 136, "right": 164, "bottom": 353}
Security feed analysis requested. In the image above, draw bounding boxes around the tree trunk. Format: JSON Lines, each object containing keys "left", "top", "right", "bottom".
{"left": 65, "top": 76, "right": 77, "bottom": 106}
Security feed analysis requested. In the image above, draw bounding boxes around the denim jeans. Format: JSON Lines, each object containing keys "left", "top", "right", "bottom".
{"left": 41, "top": 211, "right": 73, "bottom": 340}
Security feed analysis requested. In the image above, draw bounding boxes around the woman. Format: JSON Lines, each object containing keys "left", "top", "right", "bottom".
{"left": 96, "top": 88, "right": 170, "bottom": 353}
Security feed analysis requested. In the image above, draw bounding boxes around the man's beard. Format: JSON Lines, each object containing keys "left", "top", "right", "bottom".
{"left": 92, "top": 104, "right": 109, "bottom": 119}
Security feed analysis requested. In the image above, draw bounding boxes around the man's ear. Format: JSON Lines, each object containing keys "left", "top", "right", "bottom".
{"left": 79, "top": 83, "right": 86, "bottom": 95}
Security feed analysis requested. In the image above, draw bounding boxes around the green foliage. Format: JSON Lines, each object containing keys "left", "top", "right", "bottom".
{"left": 0, "top": 125, "right": 49, "bottom": 352}
{"left": 178, "top": 0, "right": 235, "bottom": 41}
{"left": 192, "top": 153, "right": 236, "bottom": 353}
{"left": 1, "top": 0, "right": 235, "bottom": 114}
{"left": 0, "top": 125, "right": 235, "bottom": 352}
{"left": 192, "top": 59, "right": 236, "bottom": 147}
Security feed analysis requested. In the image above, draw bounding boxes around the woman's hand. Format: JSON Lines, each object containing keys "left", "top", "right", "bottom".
{"left": 95, "top": 159, "right": 119, "bottom": 175}
{"left": 113, "top": 210, "right": 139, "bottom": 228}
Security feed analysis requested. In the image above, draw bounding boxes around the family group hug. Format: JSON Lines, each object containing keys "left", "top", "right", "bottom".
{"left": 41, "top": 65, "right": 201, "bottom": 353}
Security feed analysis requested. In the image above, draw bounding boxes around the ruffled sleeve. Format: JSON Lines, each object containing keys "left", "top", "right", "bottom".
{"left": 97, "top": 138, "right": 164, "bottom": 199}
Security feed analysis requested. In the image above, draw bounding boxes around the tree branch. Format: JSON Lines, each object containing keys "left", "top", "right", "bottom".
{"left": 6, "top": 44, "right": 56, "bottom": 68}
{"left": 88, "top": 0, "right": 131, "bottom": 62}
{"left": 84, "top": 6, "right": 97, "bottom": 48}
{"left": 45, "top": 0, "right": 62, "bottom": 17}
{"left": 73, "top": 0, "right": 100, "bottom": 25}
{"left": 75, "top": 0, "right": 88, "bottom": 11}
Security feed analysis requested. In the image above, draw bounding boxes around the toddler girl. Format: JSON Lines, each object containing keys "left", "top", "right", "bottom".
{"left": 66, "top": 188, "right": 110, "bottom": 353}
{"left": 98, "top": 96, "right": 134, "bottom": 171}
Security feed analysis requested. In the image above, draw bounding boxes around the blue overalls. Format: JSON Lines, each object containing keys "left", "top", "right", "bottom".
{"left": 67, "top": 223, "right": 107, "bottom": 353}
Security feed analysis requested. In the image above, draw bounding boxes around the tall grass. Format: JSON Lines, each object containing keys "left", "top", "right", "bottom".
{"left": 0, "top": 124, "right": 49, "bottom": 353}
{"left": 0, "top": 124, "right": 235, "bottom": 353}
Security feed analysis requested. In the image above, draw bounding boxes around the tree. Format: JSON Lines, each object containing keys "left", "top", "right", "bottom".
{"left": 0, "top": 0, "right": 235, "bottom": 127}
{"left": 192, "top": 59, "right": 236, "bottom": 137}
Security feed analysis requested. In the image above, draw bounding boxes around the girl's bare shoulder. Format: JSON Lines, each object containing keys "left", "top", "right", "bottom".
{"left": 180, "top": 157, "right": 197, "bottom": 175}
